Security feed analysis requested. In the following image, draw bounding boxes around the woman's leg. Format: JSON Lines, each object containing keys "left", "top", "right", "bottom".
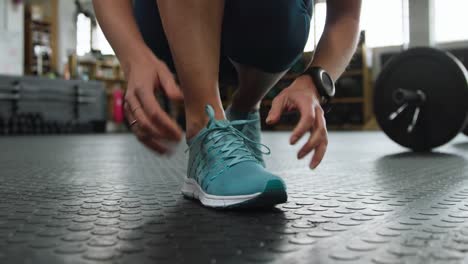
{"left": 229, "top": 62, "right": 288, "bottom": 113}
{"left": 156, "top": 0, "right": 225, "bottom": 139}
{"left": 223, "top": 0, "right": 313, "bottom": 113}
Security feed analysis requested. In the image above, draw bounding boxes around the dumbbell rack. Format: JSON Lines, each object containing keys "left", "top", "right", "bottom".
{"left": 0, "top": 75, "right": 107, "bottom": 135}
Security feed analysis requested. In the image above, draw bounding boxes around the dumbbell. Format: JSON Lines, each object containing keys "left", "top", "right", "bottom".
{"left": 374, "top": 47, "right": 468, "bottom": 151}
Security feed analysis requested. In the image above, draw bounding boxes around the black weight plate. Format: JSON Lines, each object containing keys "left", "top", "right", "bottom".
{"left": 374, "top": 48, "right": 468, "bottom": 151}
{"left": 464, "top": 126, "right": 468, "bottom": 136}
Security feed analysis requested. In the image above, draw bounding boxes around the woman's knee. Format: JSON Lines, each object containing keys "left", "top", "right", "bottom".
{"left": 223, "top": 0, "right": 313, "bottom": 73}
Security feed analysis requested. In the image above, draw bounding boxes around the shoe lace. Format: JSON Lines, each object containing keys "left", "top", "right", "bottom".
{"left": 186, "top": 107, "right": 270, "bottom": 188}
{"left": 242, "top": 118, "right": 263, "bottom": 156}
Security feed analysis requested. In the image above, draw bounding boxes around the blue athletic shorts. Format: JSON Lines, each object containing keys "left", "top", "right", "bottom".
{"left": 133, "top": 0, "right": 313, "bottom": 78}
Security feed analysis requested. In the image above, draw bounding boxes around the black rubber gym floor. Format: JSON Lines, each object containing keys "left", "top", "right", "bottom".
{"left": 1, "top": 132, "right": 468, "bottom": 264}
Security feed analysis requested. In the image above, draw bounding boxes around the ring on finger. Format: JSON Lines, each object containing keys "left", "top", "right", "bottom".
{"left": 130, "top": 119, "right": 138, "bottom": 127}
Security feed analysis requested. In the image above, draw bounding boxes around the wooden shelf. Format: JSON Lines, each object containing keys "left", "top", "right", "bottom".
{"left": 76, "top": 60, "right": 125, "bottom": 82}
{"left": 331, "top": 97, "right": 364, "bottom": 104}
{"left": 97, "top": 63, "right": 119, "bottom": 68}
{"left": 78, "top": 61, "right": 97, "bottom": 66}
{"left": 24, "top": 2, "right": 58, "bottom": 76}
{"left": 31, "top": 20, "right": 51, "bottom": 26}
{"left": 79, "top": 61, "right": 118, "bottom": 67}
{"left": 95, "top": 77, "right": 126, "bottom": 83}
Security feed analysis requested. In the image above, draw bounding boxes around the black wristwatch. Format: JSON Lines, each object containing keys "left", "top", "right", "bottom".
{"left": 305, "top": 66, "right": 335, "bottom": 109}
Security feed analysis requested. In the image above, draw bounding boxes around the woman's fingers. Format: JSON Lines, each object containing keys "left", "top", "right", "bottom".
{"left": 124, "top": 93, "right": 169, "bottom": 154}
{"left": 298, "top": 131, "right": 321, "bottom": 159}
{"left": 311, "top": 141, "right": 327, "bottom": 169}
{"left": 290, "top": 98, "right": 316, "bottom": 145}
{"left": 157, "top": 61, "right": 184, "bottom": 100}
{"left": 126, "top": 105, "right": 168, "bottom": 154}
{"left": 135, "top": 87, "right": 183, "bottom": 141}
{"left": 266, "top": 94, "right": 286, "bottom": 125}
{"left": 310, "top": 108, "right": 328, "bottom": 169}
{"left": 297, "top": 106, "right": 328, "bottom": 168}
{"left": 125, "top": 91, "right": 162, "bottom": 138}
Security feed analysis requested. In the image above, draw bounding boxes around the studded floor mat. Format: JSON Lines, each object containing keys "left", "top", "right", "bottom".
{"left": 1, "top": 132, "right": 468, "bottom": 264}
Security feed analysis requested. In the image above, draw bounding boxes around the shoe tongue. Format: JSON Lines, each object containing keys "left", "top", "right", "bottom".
{"left": 205, "top": 105, "right": 230, "bottom": 129}
{"left": 207, "top": 119, "right": 230, "bottom": 129}
{"left": 187, "top": 105, "right": 231, "bottom": 146}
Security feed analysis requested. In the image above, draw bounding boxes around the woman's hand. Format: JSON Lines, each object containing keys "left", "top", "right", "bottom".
{"left": 124, "top": 51, "right": 184, "bottom": 155}
{"left": 266, "top": 75, "right": 328, "bottom": 169}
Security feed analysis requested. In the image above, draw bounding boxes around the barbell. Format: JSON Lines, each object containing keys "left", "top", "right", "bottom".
{"left": 374, "top": 47, "right": 468, "bottom": 151}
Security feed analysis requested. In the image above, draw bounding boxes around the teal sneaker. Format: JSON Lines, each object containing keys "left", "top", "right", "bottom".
{"left": 225, "top": 107, "right": 265, "bottom": 167}
{"left": 182, "top": 105, "right": 287, "bottom": 209}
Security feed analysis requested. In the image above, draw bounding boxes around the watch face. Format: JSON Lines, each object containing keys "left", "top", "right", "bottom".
{"left": 321, "top": 71, "right": 335, "bottom": 97}
{"left": 308, "top": 67, "right": 336, "bottom": 99}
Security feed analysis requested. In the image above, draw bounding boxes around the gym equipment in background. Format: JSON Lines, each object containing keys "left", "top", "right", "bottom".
{"left": 0, "top": 75, "right": 107, "bottom": 135}
{"left": 374, "top": 47, "right": 468, "bottom": 151}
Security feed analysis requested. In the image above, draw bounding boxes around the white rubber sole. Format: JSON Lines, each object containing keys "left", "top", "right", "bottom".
{"left": 181, "top": 178, "right": 261, "bottom": 208}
